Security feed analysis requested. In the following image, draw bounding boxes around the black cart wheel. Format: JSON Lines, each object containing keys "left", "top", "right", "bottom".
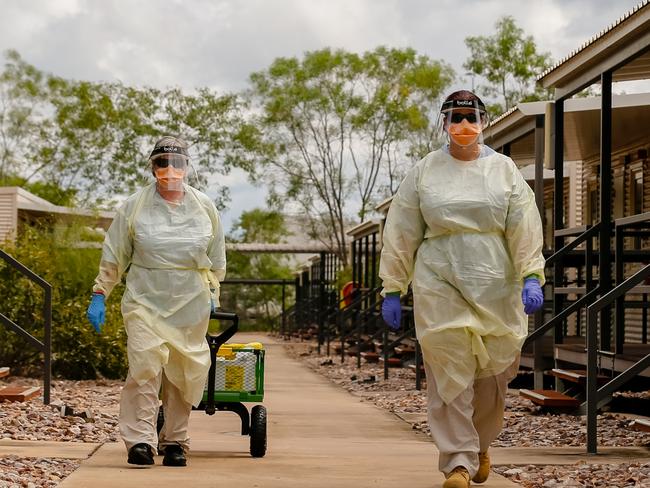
{"left": 249, "top": 405, "right": 267, "bottom": 458}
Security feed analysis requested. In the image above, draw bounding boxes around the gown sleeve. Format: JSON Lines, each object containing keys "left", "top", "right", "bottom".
{"left": 206, "top": 201, "right": 226, "bottom": 306}
{"left": 92, "top": 199, "right": 134, "bottom": 298}
{"left": 379, "top": 161, "right": 427, "bottom": 296}
{"left": 504, "top": 159, "right": 546, "bottom": 285}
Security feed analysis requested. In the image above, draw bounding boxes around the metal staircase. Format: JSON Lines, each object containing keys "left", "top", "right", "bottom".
{"left": 0, "top": 248, "right": 51, "bottom": 404}
{"left": 519, "top": 216, "right": 650, "bottom": 454}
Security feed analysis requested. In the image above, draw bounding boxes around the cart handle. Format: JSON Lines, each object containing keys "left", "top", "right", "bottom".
{"left": 206, "top": 310, "right": 239, "bottom": 415}
{"left": 211, "top": 310, "right": 238, "bottom": 321}
{"left": 208, "top": 310, "right": 239, "bottom": 349}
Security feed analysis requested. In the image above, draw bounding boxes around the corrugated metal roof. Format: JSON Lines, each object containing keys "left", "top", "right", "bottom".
{"left": 489, "top": 105, "right": 519, "bottom": 127}
{"left": 538, "top": 0, "right": 650, "bottom": 81}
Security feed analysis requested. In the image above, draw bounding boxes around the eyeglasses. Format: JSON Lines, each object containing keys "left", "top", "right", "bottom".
{"left": 153, "top": 155, "right": 187, "bottom": 169}
{"left": 449, "top": 112, "right": 480, "bottom": 124}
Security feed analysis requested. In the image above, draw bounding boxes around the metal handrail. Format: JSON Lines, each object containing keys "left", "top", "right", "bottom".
{"left": 585, "top": 263, "right": 650, "bottom": 454}
{"left": 524, "top": 224, "right": 602, "bottom": 389}
{"left": 546, "top": 224, "right": 600, "bottom": 267}
{"left": 0, "top": 249, "right": 51, "bottom": 404}
{"left": 614, "top": 212, "right": 650, "bottom": 352}
{"left": 525, "top": 225, "right": 601, "bottom": 348}
{"left": 523, "top": 288, "right": 600, "bottom": 347}
{"left": 335, "top": 287, "right": 382, "bottom": 363}
{"left": 321, "top": 287, "right": 377, "bottom": 357}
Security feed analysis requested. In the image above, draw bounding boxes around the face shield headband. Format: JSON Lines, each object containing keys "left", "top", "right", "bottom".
{"left": 149, "top": 145, "right": 190, "bottom": 160}
{"left": 440, "top": 98, "right": 486, "bottom": 115}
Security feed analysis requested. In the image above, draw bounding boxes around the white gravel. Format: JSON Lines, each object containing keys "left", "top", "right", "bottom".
{"left": 0, "top": 377, "right": 120, "bottom": 443}
{"left": 493, "top": 462, "right": 650, "bottom": 487}
{"left": 0, "top": 456, "right": 78, "bottom": 488}
{"left": 284, "top": 341, "right": 650, "bottom": 488}
{"left": 0, "top": 377, "right": 122, "bottom": 486}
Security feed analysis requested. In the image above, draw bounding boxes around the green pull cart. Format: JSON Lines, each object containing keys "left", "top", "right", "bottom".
{"left": 158, "top": 310, "right": 267, "bottom": 457}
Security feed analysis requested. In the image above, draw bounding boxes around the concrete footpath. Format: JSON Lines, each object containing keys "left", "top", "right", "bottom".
{"left": 60, "top": 333, "right": 519, "bottom": 488}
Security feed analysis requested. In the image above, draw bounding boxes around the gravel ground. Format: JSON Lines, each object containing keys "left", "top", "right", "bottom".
{"left": 0, "top": 376, "right": 122, "bottom": 487}
{"left": 492, "top": 463, "right": 650, "bottom": 488}
{"left": 284, "top": 341, "right": 650, "bottom": 488}
{"left": 0, "top": 456, "right": 78, "bottom": 488}
{"left": 2, "top": 343, "right": 649, "bottom": 487}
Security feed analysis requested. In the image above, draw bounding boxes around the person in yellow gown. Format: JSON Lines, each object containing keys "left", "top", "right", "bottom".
{"left": 87, "top": 136, "right": 226, "bottom": 467}
{"left": 379, "top": 91, "right": 544, "bottom": 488}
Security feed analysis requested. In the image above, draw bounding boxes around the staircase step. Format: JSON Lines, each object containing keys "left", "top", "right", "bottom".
{"left": 630, "top": 419, "right": 650, "bottom": 433}
{"left": 394, "top": 345, "right": 416, "bottom": 356}
{"left": 0, "top": 368, "right": 9, "bottom": 379}
{"left": 360, "top": 352, "right": 380, "bottom": 363}
{"left": 550, "top": 369, "right": 609, "bottom": 386}
{"left": 0, "top": 386, "right": 41, "bottom": 402}
{"left": 408, "top": 364, "right": 425, "bottom": 374}
{"left": 519, "top": 389, "right": 580, "bottom": 408}
{"left": 379, "top": 357, "right": 402, "bottom": 368}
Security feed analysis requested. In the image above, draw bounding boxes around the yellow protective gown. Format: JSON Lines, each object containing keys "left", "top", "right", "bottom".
{"left": 379, "top": 147, "right": 544, "bottom": 404}
{"left": 93, "top": 183, "right": 226, "bottom": 406}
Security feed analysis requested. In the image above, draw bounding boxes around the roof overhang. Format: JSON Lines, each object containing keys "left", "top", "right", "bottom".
{"left": 226, "top": 243, "right": 332, "bottom": 254}
{"left": 486, "top": 93, "right": 650, "bottom": 165}
{"left": 374, "top": 196, "right": 394, "bottom": 215}
{"left": 538, "top": 2, "right": 650, "bottom": 99}
{"left": 0, "top": 186, "right": 115, "bottom": 229}
{"left": 487, "top": 101, "right": 548, "bottom": 150}
{"left": 346, "top": 219, "right": 381, "bottom": 239}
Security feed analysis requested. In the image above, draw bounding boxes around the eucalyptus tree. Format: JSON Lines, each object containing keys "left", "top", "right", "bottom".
{"left": 247, "top": 47, "right": 454, "bottom": 262}
{"left": 0, "top": 50, "right": 248, "bottom": 208}
{"left": 464, "top": 16, "right": 552, "bottom": 116}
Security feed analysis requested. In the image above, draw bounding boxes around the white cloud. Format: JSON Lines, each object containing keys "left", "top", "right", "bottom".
{"left": 0, "top": 0, "right": 646, "bottom": 228}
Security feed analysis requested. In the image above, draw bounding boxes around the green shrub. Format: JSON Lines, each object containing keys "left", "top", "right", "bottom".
{"left": 0, "top": 224, "right": 127, "bottom": 379}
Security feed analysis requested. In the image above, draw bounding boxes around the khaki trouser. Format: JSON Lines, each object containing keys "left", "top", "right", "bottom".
{"left": 119, "top": 369, "right": 193, "bottom": 453}
{"left": 424, "top": 356, "right": 520, "bottom": 477}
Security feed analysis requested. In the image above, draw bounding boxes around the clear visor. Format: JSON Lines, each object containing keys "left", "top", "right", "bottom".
{"left": 437, "top": 105, "right": 489, "bottom": 148}
{"left": 150, "top": 152, "right": 189, "bottom": 169}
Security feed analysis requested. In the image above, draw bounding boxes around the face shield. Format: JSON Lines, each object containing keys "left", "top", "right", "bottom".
{"left": 438, "top": 99, "right": 489, "bottom": 148}
{"left": 149, "top": 145, "right": 192, "bottom": 192}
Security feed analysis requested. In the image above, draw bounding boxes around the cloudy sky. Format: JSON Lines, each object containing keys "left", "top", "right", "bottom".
{"left": 1, "top": 0, "right": 645, "bottom": 230}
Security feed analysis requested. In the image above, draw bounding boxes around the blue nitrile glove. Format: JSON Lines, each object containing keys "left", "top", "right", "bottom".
{"left": 210, "top": 296, "right": 216, "bottom": 313}
{"left": 87, "top": 293, "right": 105, "bottom": 333}
{"left": 382, "top": 293, "right": 401, "bottom": 331}
{"left": 522, "top": 277, "right": 544, "bottom": 315}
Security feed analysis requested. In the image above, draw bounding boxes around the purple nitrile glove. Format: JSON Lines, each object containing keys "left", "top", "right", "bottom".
{"left": 86, "top": 293, "right": 105, "bottom": 333}
{"left": 382, "top": 294, "right": 401, "bottom": 331}
{"left": 522, "top": 277, "right": 543, "bottom": 315}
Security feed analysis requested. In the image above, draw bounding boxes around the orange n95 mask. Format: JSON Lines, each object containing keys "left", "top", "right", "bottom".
{"left": 448, "top": 120, "right": 482, "bottom": 147}
{"left": 155, "top": 166, "right": 185, "bottom": 191}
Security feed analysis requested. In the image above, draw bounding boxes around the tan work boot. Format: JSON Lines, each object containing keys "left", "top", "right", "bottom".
{"left": 443, "top": 466, "right": 471, "bottom": 488}
{"left": 472, "top": 451, "right": 490, "bottom": 483}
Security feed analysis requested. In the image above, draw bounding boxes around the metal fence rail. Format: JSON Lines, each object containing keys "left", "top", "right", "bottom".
{"left": 0, "top": 248, "right": 51, "bottom": 404}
